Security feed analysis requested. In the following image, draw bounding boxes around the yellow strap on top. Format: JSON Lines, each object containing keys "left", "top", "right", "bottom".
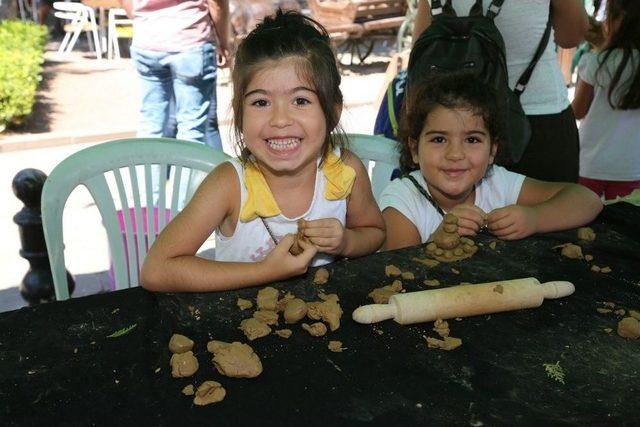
{"left": 239, "top": 152, "right": 356, "bottom": 222}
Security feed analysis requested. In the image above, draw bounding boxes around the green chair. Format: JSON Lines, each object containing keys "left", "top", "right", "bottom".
{"left": 41, "top": 138, "right": 231, "bottom": 301}
{"left": 347, "top": 133, "right": 400, "bottom": 204}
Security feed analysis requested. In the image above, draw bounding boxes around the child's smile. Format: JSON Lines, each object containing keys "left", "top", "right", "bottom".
{"left": 410, "top": 106, "right": 496, "bottom": 211}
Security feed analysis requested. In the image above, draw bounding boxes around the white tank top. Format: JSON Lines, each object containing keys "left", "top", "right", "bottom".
{"left": 214, "top": 156, "right": 348, "bottom": 267}
{"left": 445, "top": 0, "right": 569, "bottom": 114}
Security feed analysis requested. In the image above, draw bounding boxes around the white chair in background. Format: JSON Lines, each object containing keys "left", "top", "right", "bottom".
{"left": 53, "top": 1, "right": 102, "bottom": 59}
{"left": 107, "top": 8, "right": 133, "bottom": 59}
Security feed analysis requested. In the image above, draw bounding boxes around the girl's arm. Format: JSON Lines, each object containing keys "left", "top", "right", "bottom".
{"left": 487, "top": 178, "right": 603, "bottom": 240}
{"left": 141, "top": 163, "right": 316, "bottom": 292}
{"left": 571, "top": 78, "right": 595, "bottom": 120}
{"left": 382, "top": 207, "right": 421, "bottom": 250}
{"left": 551, "top": 0, "right": 590, "bottom": 48}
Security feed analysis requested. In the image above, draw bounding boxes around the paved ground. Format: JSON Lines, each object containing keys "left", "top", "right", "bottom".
{"left": 0, "top": 40, "right": 395, "bottom": 312}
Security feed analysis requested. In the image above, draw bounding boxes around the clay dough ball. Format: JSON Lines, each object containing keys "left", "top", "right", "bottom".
{"left": 193, "top": 381, "right": 226, "bottom": 406}
{"left": 284, "top": 298, "right": 308, "bottom": 324}
{"left": 425, "top": 336, "right": 462, "bottom": 351}
{"left": 443, "top": 213, "right": 458, "bottom": 225}
{"left": 328, "top": 341, "right": 344, "bottom": 352}
{"left": 237, "top": 298, "right": 253, "bottom": 310}
{"left": 617, "top": 317, "right": 640, "bottom": 339}
{"left": 210, "top": 341, "right": 263, "bottom": 378}
{"left": 168, "top": 334, "right": 194, "bottom": 354}
{"left": 289, "top": 219, "right": 309, "bottom": 256}
{"left": 317, "top": 299, "right": 343, "bottom": 331}
{"left": 368, "top": 280, "right": 403, "bottom": 304}
{"left": 629, "top": 310, "right": 640, "bottom": 321}
{"left": 313, "top": 268, "right": 330, "bottom": 285}
{"left": 182, "top": 384, "right": 195, "bottom": 396}
{"left": 600, "top": 266, "right": 612, "bottom": 273}
{"left": 170, "top": 351, "right": 199, "bottom": 378}
{"left": 591, "top": 265, "right": 601, "bottom": 272}
{"left": 433, "top": 319, "right": 449, "bottom": 338}
{"left": 557, "top": 243, "right": 583, "bottom": 259}
{"left": 401, "top": 271, "right": 415, "bottom": 280}
{"left": 385, "top": 264, "right": 402, "bottom": 277}
{"left": 423, "top": 279, "right": 440, "bottom": 287}
{"left": 275, "top": 329, "right": 292, "bottom": 338}
{"left": 302, "top": 322, "right": 328, "bottom": 337}
{"left": 276, "top": 292, "right": 296, "bottom": 312}
{"left": 253, "top": 310, "right": 279, "bottom": 325}
{"left": 206, "top": 340, "right": 227, "bottom": 354}
{"left": 239, "top": 318, "right": 271, "bottom": 340}
{"left": 256, "top": 287, "right": 279, "bottom": 311}
{"left": 577, "top": 227, "right": 596, "bottom": 241}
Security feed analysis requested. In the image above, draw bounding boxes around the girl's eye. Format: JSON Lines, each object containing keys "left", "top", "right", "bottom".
{"left": 430, "top": 136, "right": 446, "bottom": 144}
{"left": 466, "top": 136, "right": 483, "bottom": 144}
{"left": 250, "top": 99, "right": 269, "bottom": 107}
{"left": 294, "top": 97, "right": 311, "bottom": 106}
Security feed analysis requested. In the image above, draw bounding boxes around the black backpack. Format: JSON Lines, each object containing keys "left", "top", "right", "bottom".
{"left": 407, "top": 0, "right": 551, "bottom": 163}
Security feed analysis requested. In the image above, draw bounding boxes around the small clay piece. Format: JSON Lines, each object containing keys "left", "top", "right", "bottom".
{"left": 168, "top": 334, "right": 194, "bottom": 354}
{"left": 317, "top": 298, "right": 343, "bottom": 331}
{"left": 591, "top": 265, "right": 601, "bottom": 273}
{"left": 604, "top": 328, "right": 613, "bottom": 333}
{"left": 313, "top": 268, "right": 330, "bottom": 285}
{"left": 318, "top": 292, "right": 339, "bottom": 302}
{"left": 237, "top": 298, "right": 253, "bottom": 311}
{"left": 601, "top": 266, "right": 612, "bottom": 273}
{"left": 170, "top": 351, "right": 199, "bottom": 378}
{"left": 253, "top": 310, "right": 279, "bottom": 325}
{"left": 239, "top": 318, "right": 271, "bottom": 340}
{"left": 256, "top": 287, "right": 279, "bottom": 311}
{"left": 306, "top": 302, "right": 322, "bottom": 320}
{"left": 423, "top": 279, "right": 440, "bottom": 287}
{"left": 554, "top": 243, "right": 583, "bottom": 259}
{"left": 577, "top": 227, "right": 596, "bottom": 241}
{"left": 617, "top": 317, "right": 640, "bottom": 339}
{"left": 425, "top": 336, "right": 462, "bottom": 351}
{"left": 328, "top": 341, "right": 344, "bottom": 352}
{"left": 208, "top": 341, "right": 263, "bottom": 378}
{"left": 284, "top": 299, "right": 308, "bottom": 324}
{"left": 614, "top": 309, "right": 626, "bottom": 316}
{"left": 182, "top": 384, "right": 195, "bottom": 396}
{"left": 585, "top": 254, "right": 594, "bottom": 262}
{"left": 425, "top": 214, "right": 478, "bottom": 262}
{"left": 493, "top": 284, "right": 504, "bottom": 294}
{"left": 433, "top": 319, "right": 449, "bottom": 338}
{"left": 368, "top": 280, "right": 403, "bottom": 304}
{"left": 275, "top": 329, "right": 292, "bottom": 338}
{"left": 412, "top": 257, "right": 440, "bottom": 268}
{"left": 451, "top": 268, "right": 460, "bottom": 275}
{"left": 596, "top": 308, "right": 612, "bottom": 314}
{"left": 290, "top": 219, "right": 309, "bottom": 256}
{"left": 193, "top": 381, "right": 226, "bottom": 406}
{"left": 276, "top": 292, "right": 296, "bottom": 312}
{"left": 489, "top": 241, "right": 497, "bottom": 250}
{"left": 629, "top": 310, "right": 640, "bottom": 321}
{"left": 602, "top": 302, "right": 616, "bottom": 308}
{"left": 385, "top": 264, "right": 402, "bottom": 277}
{"left": 302, "top": 322, "right": 328, "bottom": 337}
{"left": 401, "top": 271, "right": 415, "bottom": 280}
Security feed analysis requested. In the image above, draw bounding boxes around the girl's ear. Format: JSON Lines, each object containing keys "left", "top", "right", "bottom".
{"left": 333, "top": 104, "right": 343, "bottom": 125}
{"left": 489, "top": 142, "right": 498, "bottom": 164}
{"left": 409, "top": 138, "right": 419, "bottom": 164}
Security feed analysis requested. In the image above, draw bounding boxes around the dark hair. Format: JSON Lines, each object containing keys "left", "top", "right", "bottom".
{"left": 398, "top": 73, "right": 506, "bottom": 174}
{"left": 231, "top": 9, "right": 347, "bottom": 164}
{"left": 597, "top": 0, "right": 640, "bottom": 110}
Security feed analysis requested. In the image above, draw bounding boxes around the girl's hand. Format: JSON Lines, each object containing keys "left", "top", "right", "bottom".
{"left": 449, "top": 204, "right": 488, "bottom": 236}
{"left": 261, "top": 234, "right": 317, "bottom": 280}
{"left": 487, "top": 205, "right": 538, "bottom": 240}
{"left": 302, "top": 218, "right": 346, "bottom": 256}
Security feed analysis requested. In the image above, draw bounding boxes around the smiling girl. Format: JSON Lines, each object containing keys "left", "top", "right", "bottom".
{"left": 141, "top": 10, "right": 385, "bottom": 291}
{"left": 380, "top": 74, "right": 602, "bottom": 250}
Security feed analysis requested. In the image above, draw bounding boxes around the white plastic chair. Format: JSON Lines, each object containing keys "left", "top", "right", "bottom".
{"left": 41, "top": 138, "right": 231, "bottom": 301}
{"left": 107, "top": 8, "right": 132, "bottom": 60}
{"left": 53, "top": 1, "right": 102, "bottom": 59}
{"left": 347, "top": 133, "right": 400, "bottom": 204}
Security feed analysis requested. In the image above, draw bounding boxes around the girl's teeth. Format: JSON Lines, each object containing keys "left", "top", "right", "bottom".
{"left": 266, "top": 138, "right": 300, "bottom": 151}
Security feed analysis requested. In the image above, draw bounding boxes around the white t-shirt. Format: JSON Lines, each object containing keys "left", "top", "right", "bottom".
{"left": 379, "top": 166, "right": 525, "bottom": 242}
{"left": 433, "top": 0, "right": 569, "bottom": 114}
{"left": 577, "top": 49, "right": 640, "bottom": 181}
{"left": 214, "top": 157, "right": 348, "bottom": 267}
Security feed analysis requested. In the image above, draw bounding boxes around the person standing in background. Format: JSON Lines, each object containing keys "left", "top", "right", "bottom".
{"left": 412, "top": 0, "right": 589, "bottom": 183}
{"left": 121, "top": 0, "right": 230, "bottom": 150}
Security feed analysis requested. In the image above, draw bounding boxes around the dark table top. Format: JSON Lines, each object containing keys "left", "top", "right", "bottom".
{"left": 1, "top": 204, "right": 639, "bottom": 426}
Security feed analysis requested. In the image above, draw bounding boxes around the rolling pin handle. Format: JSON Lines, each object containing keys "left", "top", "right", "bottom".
{"left": 352, "top": 303, "right": 396, "bottom": 324}
{"left": 541, "top": 281, "right": 575, "bottom": 299}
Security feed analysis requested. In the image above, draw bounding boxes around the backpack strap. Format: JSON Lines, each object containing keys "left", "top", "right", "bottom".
{"left": 404, "top": 174, "right": 445, "bottom": 217}
{"left": 469, "top": 0, "right": 484, "bottom": 17}
{"left": 386, "top": 84, "right": 399, "bottom": 137}
{"left": 431, "top": 0, "right": 456, "bottom": 17}
{"left": 514, "top": 8, "right": 552, "bottom": 96}
{"left": 486, "top": 0, "right": 505, "bottom": 19}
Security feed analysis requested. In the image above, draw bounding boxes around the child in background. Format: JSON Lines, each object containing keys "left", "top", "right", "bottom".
{"left": 380, "top": 74, "right": 602, "bottom": 250}
{"left": 572, "top": 0, "right": 640, "bottom": 200}
{"left": 141, "top": 10, "right": 385, "bottom": 291}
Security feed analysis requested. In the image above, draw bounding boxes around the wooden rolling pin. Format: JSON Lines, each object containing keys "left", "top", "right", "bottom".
{"left": 352, "top": 277, "right": 574, "bottom": 325}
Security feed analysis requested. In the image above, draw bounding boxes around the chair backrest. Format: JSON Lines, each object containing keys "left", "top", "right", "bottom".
{"left": 53, "top": 1, "right": 87, "bottom": 21}
{"left": 41, "top": 138, "right": 231, "bottom": 300}
{"left": 346, "top": 133, "right": 400, "bottom": 204}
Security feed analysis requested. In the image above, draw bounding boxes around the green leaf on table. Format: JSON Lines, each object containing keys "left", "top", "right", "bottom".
{"left": 107, "top": 323, "right": 138, "bottom": 338}
{"left": 543, "top": 361, "right": 566, "bottom": 384}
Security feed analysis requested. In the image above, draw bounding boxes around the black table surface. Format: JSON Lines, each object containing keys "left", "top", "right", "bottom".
{"left": 1, "top": 204, "right": 639, "bottom": 426}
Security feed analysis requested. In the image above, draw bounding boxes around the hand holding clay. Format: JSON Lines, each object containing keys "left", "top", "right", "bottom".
{"left": 448, "top": 204, "right": 487, "bottom": 236}
{"left": 301, "top": 217, "right": 346, "bottom": 256}
{"left": 487, "top": 204, "right": 537, "bottom": 240}
{"left": 261, "top": 234, "right": 317, "bottom": 281}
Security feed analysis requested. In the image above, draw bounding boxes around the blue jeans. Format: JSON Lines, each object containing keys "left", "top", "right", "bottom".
{"left": 130, "top": 42, "right": 222, "bottom": 150}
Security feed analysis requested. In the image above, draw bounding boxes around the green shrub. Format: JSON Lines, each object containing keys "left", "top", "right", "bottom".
{"left": 0, "top": 20, "right": 47, "bottom": 132}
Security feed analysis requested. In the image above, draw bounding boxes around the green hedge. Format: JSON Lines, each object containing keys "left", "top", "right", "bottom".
{"left": 0, "top": 20, "right": 47, "bottom": 132}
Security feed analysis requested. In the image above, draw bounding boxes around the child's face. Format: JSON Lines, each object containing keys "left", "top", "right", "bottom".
{"left": 409, "top": 106, "right": 497, "bottom": 209}
{"left": 242, "top": 58, "right": 327, "bottom": 177}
